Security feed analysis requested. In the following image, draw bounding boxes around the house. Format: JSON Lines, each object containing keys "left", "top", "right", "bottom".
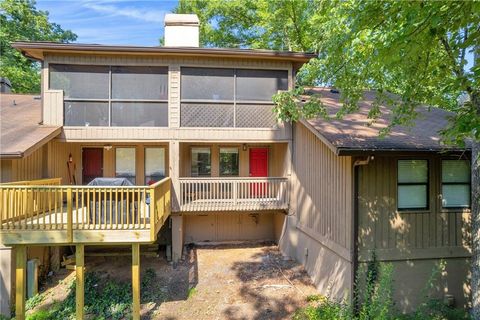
{"left": 0, "top": 13, "right": 471, "bottom": 319}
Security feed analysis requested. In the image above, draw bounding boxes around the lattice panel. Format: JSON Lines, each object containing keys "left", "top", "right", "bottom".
{"left": 181, "top": 103, "right": 234, "bottom": 127}
{"left": 235, "top": 104, "right": 277, "bottom": 128}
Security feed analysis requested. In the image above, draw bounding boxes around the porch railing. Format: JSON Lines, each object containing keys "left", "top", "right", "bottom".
{"left": 0, "top": 177, "right": 171, "bottom": 243}
{"left": 179, "top": 177, "right": 289, "bottom": 212}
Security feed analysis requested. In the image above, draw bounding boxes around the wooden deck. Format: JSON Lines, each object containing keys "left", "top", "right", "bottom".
{"left": 179, "top": 177, "right": 289, "bottom": 212}
{"left": 0, "top": 178, "right": 171, "bottom": 245}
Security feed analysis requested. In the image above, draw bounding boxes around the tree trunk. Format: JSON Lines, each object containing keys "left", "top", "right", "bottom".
{"left": 471, "top": 49, "right": 480, "bottom": 319}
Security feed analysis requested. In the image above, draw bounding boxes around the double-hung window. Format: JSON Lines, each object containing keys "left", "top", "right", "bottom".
{"left": 115, "top": 147, "right": 136, "bottom": 184}
{"left": 441, "top": 160, "right": 470, "bottom": 208}
{"left": 50, "top": 64, "right": 168, "bottom": 127}
{"left": 191, "top": 147, "right": 211, "bottom": 177}
{"left": 219, "top": 148, "right": 239, "bottom": 176}
{"left": 180, "top": 67, "right": 288, "bottom": 128}
{"left": 397, "top": 160, "right": 429, "bottom": 210}
{"left": 145, "top": 147, "right": 166, "bottom": 185}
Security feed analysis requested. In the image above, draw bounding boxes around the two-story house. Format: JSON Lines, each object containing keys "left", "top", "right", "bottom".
{"left": 0, "top": 13, "right": 471, "bottom": 320}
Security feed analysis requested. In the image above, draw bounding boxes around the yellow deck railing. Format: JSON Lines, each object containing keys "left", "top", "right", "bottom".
{"left": 0, "top": 177, "right": 171, "bottom": 244}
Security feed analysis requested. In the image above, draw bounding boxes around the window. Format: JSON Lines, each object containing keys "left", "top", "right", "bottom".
{"left": 397, "top": 160, "right": 429, "bottom": 210}
{"left": 442, "top": 160, "right": 470, "bottom": 208}
{"left": 180, "top": 67, "right": 287, "bottom": 128}
{"left": 220, "top": 148, "right": 239, "bottom": 176}
{"left": 145, "top": 147, "right": 166, "bottom": 185}
{"left": 191, "top": 147, "right": 211, "bottom": 177}
{"left": 50, "top": 64, "right": 168, "bottom": 127}
{"left": 116, "top": 148, "right": 136, "bottom": 184}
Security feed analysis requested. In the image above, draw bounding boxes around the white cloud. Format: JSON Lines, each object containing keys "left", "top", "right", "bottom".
{"left": 82, "top": 2, "right": 167, "bottom": 23}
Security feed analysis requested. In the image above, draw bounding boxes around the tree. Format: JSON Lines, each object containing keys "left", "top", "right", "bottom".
{"left": 0, "top": 0, "right": 76, "bottom": 93}
{"left": 174, "top": 0, "right": 480, "bottom": 316}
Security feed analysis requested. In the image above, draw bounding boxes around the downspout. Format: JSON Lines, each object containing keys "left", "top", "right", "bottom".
{"left": 352, "top": 155, "right": 373, "bottom": 309}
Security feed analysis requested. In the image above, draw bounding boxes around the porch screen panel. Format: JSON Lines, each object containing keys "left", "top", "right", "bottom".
{"left": 235, "top": 104, "right": 277, "bottom": 128}
{"left": 50, "top": 64, "right": 109, "bottom": 99}
{"left": 397, "top": 160, "right": 428, "bottom": 210}
{"left": 111, "top": 66, "right": 168, "bottom": 100}
{"left": 116, "top": 148, "right": 136, "bottom": 184}
{"left": 111, "top": 102, "right": 168, "bottom": 127}
{"left": 236, "top": 69, "right": 288, "bottom": 101}
{"left": 181, "top": 68, "right": 234, "bottom": 101}
{"left": 442, "top": 160, "right": 470, "bottom": 208}
{"left": 145, "top": 147, "right": 165, "bottom": 185}
{"left": 64, "top": 101, "right": 109, "bottom": 126}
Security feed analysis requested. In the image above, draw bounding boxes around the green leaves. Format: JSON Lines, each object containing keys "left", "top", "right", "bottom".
{"left": 0, "top": 0, "right": 76, "bottom": 93}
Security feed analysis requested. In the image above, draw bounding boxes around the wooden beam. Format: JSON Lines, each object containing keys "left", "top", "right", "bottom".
{"left": 76, "top": 244, "right": 84, "bottom": 320}
{"left": 132, "top": 243, "right": 140, "bottom": 320}
{"left": 15, "top": 245, "right": 27, "bottom": 320}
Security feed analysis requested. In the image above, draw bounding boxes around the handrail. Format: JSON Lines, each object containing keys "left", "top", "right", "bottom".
{"left": 179, "top": 177, "right": 289, "bottom": 212}
{"left": 0, "top": 178, "right": 62, "bottom": 186}
{"left": 0, "top": 178, "right": 171, "bottom": 243}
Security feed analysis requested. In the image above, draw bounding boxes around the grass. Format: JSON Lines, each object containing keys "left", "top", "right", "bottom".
{"left": 187, "top": 287, "right": 197, "bottom": 299}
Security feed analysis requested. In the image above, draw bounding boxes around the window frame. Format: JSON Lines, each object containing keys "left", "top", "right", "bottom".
{"left": 144, "top": 147, "right": 166, "bottom": 185}
{"left": 441, "top": 159, "right": 471, "bottom": 210}
{"left": 190, "top": 147, "right": 212, "bottom": 177}
{"left": 219, "top": 147, "right": 240, "bottom": 177}
{"left": 396, "top": 159, "right": 430, "bottom": 212}
{"left": 49, "top": 64, "right": 169, "bottom": 127}
{"left": 115, "top": 147, "right": 136, "bottom": 184}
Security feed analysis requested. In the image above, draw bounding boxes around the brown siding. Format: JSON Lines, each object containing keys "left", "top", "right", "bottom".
{"left": 357, "top": 155, "right": 471, "bottom": 311}
{"left": 2, "top": 145, "right": 49, "bottom": 182}
{"left": 358, "top": 155, "right": 471, "bottom": 257}
{"left": 278, "top": 122, "right": 354, "bottom": 301}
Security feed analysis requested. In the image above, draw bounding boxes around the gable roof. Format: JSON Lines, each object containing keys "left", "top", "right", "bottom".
{"left": 301, "top": 87, "right": 469, "bottom": 155}
{"left": 12, "top": 41, "right": 316, "bottom": 64}
{"left": 0, "top": 94, "right": 61, "bottom": 159}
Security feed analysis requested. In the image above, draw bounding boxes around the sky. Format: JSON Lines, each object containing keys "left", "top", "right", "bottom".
{"left": 36, "top": 0, "right": 179, "bottom": 46}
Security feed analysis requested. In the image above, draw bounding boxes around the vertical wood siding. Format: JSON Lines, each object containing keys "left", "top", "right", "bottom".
{"left": 358, "top": 155, "right": 471, "bottom": 259}
{"left": 10, "top": 146, "right": 47, "bottom": 181}
{"left": 292, "top": 123, "right": 353, "bottom": 251}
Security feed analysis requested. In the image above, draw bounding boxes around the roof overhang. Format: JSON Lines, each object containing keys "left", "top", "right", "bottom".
{"left": 0, "top": 126, "right": 62, "bottom": 159}
{"left": 12, "top": 42, "right": 316, "bottom": 63}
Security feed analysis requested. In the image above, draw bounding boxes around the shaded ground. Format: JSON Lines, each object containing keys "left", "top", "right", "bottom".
{"left": 31, "top": 243, "right": 318, "bottom": 320}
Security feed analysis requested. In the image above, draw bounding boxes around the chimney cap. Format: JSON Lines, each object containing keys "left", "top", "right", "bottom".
{"left": 164, "top": 14, "right": 199, "bottom": 26}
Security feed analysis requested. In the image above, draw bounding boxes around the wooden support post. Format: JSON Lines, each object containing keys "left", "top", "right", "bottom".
{"left": 67, "top": 188, "right": 73, "bottom": 243}
{"left": 132, "top": 243, "right": 140, "bottom": 320}
{"left": 15, "top": 245, "right": 26, "bottom": 320}
{"left": 75, "top": 244, "right": 84, "bottom": 320}
{"left": 171, "top": 215, "right": 183, "bottom": 262}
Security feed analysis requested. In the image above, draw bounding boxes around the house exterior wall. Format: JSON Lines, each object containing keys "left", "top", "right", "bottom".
{"left": 42, "top": 53, "right": 294, "bottom": 142}
{"left": 179, "top": 142, "right": 288, "bottom": 178}
{"left": 357, "top": 154, "right": 471, "bottom": 312}
{"left": 278, "top": 122, "right": 354, "bottom": 301}
{"left": 47, "top": 140, "right": 169, "bottom": 185}
{"left": 183, "top": 212, "right": 284, "bottom": 243}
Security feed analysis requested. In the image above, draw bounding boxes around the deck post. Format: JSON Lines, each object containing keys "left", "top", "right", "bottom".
{"left": 171, "top": 215, "right": 183, "bottom": 262}
{"left": 15, "top": 245, "right": 26, "bottom": 320}
{"left": 132, "top": 243, "right": 140, "bottom": 320}
{"left": 67, "top": 188, "right": 73, "bottom": 243}
{"left": 75, "top": 244, "right": 84, "bottom": 320}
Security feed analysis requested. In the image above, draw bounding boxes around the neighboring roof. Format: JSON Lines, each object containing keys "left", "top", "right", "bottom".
{"left": 302, "top": 87, "right": 469, "bottom": 155}
{"left": 12, "top": 41, "right": 316, "bottom": 63}
{"left": 0, "top": 94, "right": 61, "bottom": 159}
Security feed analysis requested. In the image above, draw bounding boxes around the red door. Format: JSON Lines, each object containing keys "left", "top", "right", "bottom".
{"left": 82, "top": 148, "right": 103, "bottom": 184}
{"left": 249, "top": 148, "right": 268, "bottom": 197}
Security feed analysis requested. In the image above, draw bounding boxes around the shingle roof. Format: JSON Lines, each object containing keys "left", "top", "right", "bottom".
{"left": 302, "top": 87, "right": 469, "bottom": 154}
{"left": 0, "top": 94, "right": 61, "bottom": 158}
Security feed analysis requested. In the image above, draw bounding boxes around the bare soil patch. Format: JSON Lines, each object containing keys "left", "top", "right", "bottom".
{"left": 32, "top": 243, "right": 318, "bottom": 320}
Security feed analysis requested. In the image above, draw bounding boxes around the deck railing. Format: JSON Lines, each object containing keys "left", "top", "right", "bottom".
{"left": 0, "top": 178, "right": 171, "bottom": 244}
{"left": 179, "top": 177, "right": 289, "bottom": 212}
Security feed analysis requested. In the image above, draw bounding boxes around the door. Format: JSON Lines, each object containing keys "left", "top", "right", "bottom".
{"left": 82, "top": 148, "right": 103, "bottom": 184}
{"left": 249, "top": 148, "right": 269, "bottom": 197}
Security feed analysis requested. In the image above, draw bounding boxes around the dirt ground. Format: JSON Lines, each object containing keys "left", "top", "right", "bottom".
{"left": 34, "top": 243, "right": 318, "bottom": 320}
